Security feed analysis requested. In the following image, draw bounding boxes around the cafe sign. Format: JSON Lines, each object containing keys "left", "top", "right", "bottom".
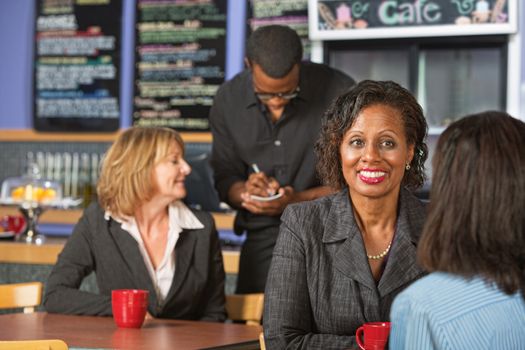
{"left": 308, "top": 0, "right": 517, "bottom": 40}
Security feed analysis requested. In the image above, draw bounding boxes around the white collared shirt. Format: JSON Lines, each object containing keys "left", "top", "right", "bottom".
{"left": 105, "top": 201, "right": 204, "bottom": 303}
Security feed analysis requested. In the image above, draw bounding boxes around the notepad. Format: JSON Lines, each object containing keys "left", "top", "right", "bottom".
{"left": 250, "top": 192, "right": 283, "bottom": 201}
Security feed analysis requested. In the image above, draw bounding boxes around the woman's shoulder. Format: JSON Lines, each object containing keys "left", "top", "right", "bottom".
{"left": 285, "top": 193, "right": 337, "bottom": 221}
{"left": 181, "top": 207, "right": 217, "bottom": 240}
{"left": 78, "top": 201, "right": 106, "bottom": 224}
{"left": 398, "top": 272, "right": 455, "bottom": 296}
{"left": 393, "top": 273, "right": 454, "bottom": 317}
{"left": 396, "top": 273, "right": 488, "bottom": 309}
{"left": 401, "top": 188, "right": 427, "bottom": 212}
{"left": 69, "top": 202, "right": 108, "bottom": 241}
{"left": 399, "top": 188, "right": 428, "bottom": 239}
{"left": 188, "top": 208, "right": 214, "bottom": 227}
{"left": 394, "top": 272, "right": 522, "bottom": 322}
{"left": 281, "top": 192, "right": 344, "bottom": 239}
{"left": 83, "top": 201, "right": 104, "bottom": 214}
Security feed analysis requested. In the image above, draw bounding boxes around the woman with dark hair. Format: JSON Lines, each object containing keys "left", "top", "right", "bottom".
{"left": 263, "top": 80, "right": 429, "bottom": 349}
{"left": 390, "top": 111, "right": 525, "bottom": 349}
{"left": 44, "top": 127, "right": 226, "bottom": 321}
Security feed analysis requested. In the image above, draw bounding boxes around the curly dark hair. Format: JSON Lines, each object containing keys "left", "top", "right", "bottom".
{"left": 418, "top": 111, "right": 525, "bottom": 299}
{"left": 315, "top": 80, "right": 428, "bottom": 191}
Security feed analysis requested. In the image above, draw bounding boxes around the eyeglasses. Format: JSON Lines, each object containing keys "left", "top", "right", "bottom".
{"left": 254, "top": 87, "right": 300, "bottom": 101}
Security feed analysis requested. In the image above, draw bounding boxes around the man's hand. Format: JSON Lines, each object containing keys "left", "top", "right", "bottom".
{"left": 245, "top": 172, "right": 280, "bottom": 197}
{"left": 240, "top": 186, "right": 295, "bottom": 216}
{"left": 226, "top": 172, "right": 282, "bottom": 210}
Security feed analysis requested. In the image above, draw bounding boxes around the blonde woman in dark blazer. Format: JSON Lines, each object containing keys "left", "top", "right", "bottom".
{"left": 44, "top": 127, "right": 226, "bottom": 321}
{"left": 264, "top": 80, "right": 429, "bottom": 348}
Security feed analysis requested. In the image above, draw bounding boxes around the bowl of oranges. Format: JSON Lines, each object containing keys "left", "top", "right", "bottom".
{"left": 1, "top": 178, "right": 62, "bottom": 206}
{"left": 10, "top": 184, "right": 57, "bottom": 203}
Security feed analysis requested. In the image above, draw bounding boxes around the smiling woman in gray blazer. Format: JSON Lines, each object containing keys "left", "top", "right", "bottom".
{"left": 44, "top": 127, "right": 226, "bottom": 321}
{"left": 263, "top": 80, "right": 429, "bottom": 349}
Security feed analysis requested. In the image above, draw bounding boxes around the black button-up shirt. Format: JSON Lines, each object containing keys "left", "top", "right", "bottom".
{"left": 210, "top": 62, "right": 354, "bottom": 232}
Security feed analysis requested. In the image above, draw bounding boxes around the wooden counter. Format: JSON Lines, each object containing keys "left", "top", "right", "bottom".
{"left": 0, "top": 240, "right": 239, "bottom": 274}
{"left": 0, "top": 240, "right": 64, "bottom": 265}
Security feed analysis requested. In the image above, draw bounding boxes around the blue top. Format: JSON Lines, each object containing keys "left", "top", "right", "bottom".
{"left": 389, "top": 272, "right": 525, "bottom": 350}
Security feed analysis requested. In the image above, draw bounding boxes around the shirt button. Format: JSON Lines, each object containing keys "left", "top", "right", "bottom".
{"left": 274, "top": 140, "right": 281, "bottom": 146}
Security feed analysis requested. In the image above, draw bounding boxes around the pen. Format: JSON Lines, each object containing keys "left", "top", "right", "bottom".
{"left": 251, "top": 163, "right": 278, "bottom": 196}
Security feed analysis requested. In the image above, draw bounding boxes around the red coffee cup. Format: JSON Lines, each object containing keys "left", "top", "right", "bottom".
{"left": 111, "top": 289, "right": 149, "bottom": 328}
{"left": 356, "top": 321, "right": 391, "bottom": 350}
{"left": 1, "top": 215, "right": 26, "bottom": 234}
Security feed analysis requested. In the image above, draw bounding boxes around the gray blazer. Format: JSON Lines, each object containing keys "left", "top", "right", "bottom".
{"left": 264, "top": 188, "right": 426, "bottom": 349}
{"left": 44, "top": 202, "right": 226, "bottom": 322}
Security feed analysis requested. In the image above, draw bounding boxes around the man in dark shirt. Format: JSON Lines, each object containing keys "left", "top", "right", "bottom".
{"left": 210, "top": 25, "right": 355, "bottom": 293}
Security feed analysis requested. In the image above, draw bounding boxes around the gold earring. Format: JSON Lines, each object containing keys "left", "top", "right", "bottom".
{"left": 405, "top": 163, "right": 411, "bottom": 170}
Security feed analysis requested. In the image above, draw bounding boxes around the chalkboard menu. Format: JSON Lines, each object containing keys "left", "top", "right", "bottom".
{"left": 248, "top": 0, "right": 311, "bottom": 60}
{"left": 309, "top": 0, "right": 517, "bottom": 40}
{"left": 33, "top": 0, "right": 121, "bottom": 132}
{"left": 133, "top": 0, "right": 227, "bottom": 131}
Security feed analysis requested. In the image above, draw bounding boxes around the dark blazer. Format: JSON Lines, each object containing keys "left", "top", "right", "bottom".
{"left": 263, "top": 188, "right": 427, "bottom": 349}
{"left": 44, "top": 202, "right": 226, "bottom": 322}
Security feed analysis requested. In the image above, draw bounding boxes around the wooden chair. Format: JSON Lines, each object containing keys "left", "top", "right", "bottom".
{"left": 222, "top": 250, "right": 240, "bottom": 274}
{"left": 0, "top": 282, "right": 43, "bottom": 313}
{"left": 0, "top": 339, "right": 68, "bottom": 350}
{"left": 259, "top": 331, "right": 266, "bottom": 350}
{"left": 225, "top": 293, "right": 264, "bottom": 326}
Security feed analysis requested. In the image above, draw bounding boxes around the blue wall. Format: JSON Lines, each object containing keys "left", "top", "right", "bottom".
{"left": 0, "top": 0, "right": 246, "bottom": 129}
{"left": 1, "top": 1, "right": 523, "bottom": 127}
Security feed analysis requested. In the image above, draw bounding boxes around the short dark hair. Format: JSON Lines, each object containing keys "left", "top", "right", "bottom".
{"left": 418, "top": 111, "right": 525, "bottom": 298}
{"left": 315, "top": 80, "right": 428, "bottom": 191}
{"left": 245, "top": 25, "right": 303, "bottom": 78}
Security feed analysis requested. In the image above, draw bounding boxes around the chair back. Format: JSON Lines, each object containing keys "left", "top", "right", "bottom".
{"left": 0, "top": 282, "right": 43, "bottom": 313}
{"left": 222, "top": 250, "right": 240, "bottom": 274}
{"left": 259, "top": 332, "right": 266, "bottom": 350}
{"left": 225, "top": 293, "right": 264, "bottom": 326}
{"left": 0, "top": 339, "right": 68, "bottom": 350}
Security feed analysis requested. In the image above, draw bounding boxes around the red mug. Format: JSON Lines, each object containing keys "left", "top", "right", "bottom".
{"left": 356, "top": 322, "right": 391, "bottom": 350}
{"left": 1, "top": 215, "right": 26, "bottom": 234}
{"left": 112, "top": 289, "right": 149, "bottom": 328}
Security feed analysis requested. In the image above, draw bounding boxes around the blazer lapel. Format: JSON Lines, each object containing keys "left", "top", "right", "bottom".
{"left": 164, "top": 229, "right": 197, "bottom": 302}
{"left": 108, "top": 220, "right": 157, "bottom": 301}
{"left": 378, "top": 189, "right": 426, "bottom": 297}
{"left": 325, "top": 190, "right": 377, "bottom": 291}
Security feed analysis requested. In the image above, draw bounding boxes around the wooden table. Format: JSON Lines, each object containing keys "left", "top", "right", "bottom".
{"left": 0, "top": 313, "right": 262, "bottom": 349}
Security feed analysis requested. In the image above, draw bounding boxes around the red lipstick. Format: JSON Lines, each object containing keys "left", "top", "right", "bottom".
{"left": 358, "top": 169, "right": 386, "bottom": 185}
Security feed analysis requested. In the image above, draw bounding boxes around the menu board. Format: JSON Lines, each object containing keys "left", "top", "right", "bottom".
{"left": 33, "top": 0, "right": 121, "bottom": 132}
{"left": 133, "top": 0, "right": 227, "bottom": 131}
{"left": 248, "top": 0, "right": 311, "bottom": 60}
{"left": 309, "top": 0, "right": 517, "bottom": 40}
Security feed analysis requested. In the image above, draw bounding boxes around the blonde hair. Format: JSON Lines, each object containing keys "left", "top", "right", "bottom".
{"left": 97, "top": 127, "right": 184, "bottom": 217}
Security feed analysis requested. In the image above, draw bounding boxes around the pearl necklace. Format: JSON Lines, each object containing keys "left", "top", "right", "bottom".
{"left": 367, "top": 241, "right": 392, "bottom": 260}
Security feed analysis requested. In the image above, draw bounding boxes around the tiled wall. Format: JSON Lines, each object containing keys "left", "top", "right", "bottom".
{"left": 0, "top": 141, "right": 111, "bottom": 183}
{"left": 0, "top": 141, "right": 222, "bottom": 211}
